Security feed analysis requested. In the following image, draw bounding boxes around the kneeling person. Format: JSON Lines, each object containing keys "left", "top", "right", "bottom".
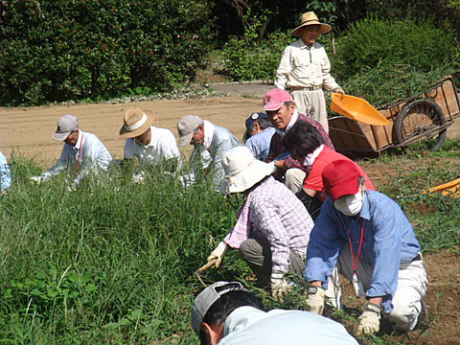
{"left": 119, "top": 107, "right": 182, "bottom": 177}
{"left": 207, "top": 146, "right": 313, "bottom": 300}
{"left": 30, "top": 115, "right": 112, "bottom": 189}
{"left": 304, "top": 160, "right": 427, "bottom": 334}
{"left": 192, "top": 281, "right": 358, "bottom": 345}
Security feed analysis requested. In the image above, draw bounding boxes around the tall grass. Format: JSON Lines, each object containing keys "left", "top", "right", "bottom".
{"left": 0, "top": 159, "right": 242, "bottom": 344}
{"left": 1, "top": 153, "right": 458, "bottom": 343}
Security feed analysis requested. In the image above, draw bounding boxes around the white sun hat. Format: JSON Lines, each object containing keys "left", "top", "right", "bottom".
{"left": 222, "top": 146, "right": 275, "bottom": 193}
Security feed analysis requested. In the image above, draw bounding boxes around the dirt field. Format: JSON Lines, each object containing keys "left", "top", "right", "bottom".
{"left": 1, "top": 86, "right": 459, "bottom": 344}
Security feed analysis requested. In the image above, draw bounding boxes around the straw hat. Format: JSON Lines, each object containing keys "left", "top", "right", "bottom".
{"left": 119, "top": 107, "right": 153, "bottom": 138}
{"left": 222, "top": 146, "right": 275, "bottom": 193}
{"left": 291, "top": 11, "right": 331, "bottom": 37}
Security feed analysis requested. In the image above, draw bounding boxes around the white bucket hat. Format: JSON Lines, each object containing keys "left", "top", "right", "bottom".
{"left": 222, "top": 146, "right": 274, "bottom": 193}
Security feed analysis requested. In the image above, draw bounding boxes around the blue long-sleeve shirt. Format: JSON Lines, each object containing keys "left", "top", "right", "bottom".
{"left": 304, "top": 190, "right": 420, "bottom": 313}
{"left": 0, "top": 151, "right": 12, "bottom": 191}
{"left": 245, "top": 127, "right": 275, "bottom": 161}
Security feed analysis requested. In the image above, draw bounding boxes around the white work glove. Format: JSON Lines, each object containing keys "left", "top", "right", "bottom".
{"left": 356, "top": 303, "right": 381, "bottom": 335}
{"left": 67, "top": 183, "right": 78, "bottom": 192}
{"left": 305, "top": 286, "right": 325, "bottom": 314}
{"left": 30, "top": 176, "right": 44, "bottom": 184}
{"left": 333, "top": 87, "right": 345, "bottom": 95}
{"left": 271, "top": 273, "right": 290, "bottom": 301}
{"left": 207, "top": 241, "right": 228, "bottom": 268}
{"left": 132, "top": 172, "right": 145, "bottom": 185}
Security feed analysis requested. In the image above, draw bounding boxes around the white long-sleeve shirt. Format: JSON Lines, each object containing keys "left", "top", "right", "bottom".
{"left": 275, "top": 40, "right": 339, "bottom": 91}
{"left": 124, "top": 126, "right": 182, "bottom": 170}
{"left": 40, "top": 130, "right": 112, "bottom": 186}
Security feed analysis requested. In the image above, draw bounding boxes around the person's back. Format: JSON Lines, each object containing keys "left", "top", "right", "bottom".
{"left": 208, "top": 124, "right": 241, "bottom": 188}
{"left": 191, "top": 281, "right": 358, "bottom": 345}
{"left": 220, "top": 306, "right": 358, "bottom": 345}
{"left": 246, "top": 127, "right": 275, "bottom": 161}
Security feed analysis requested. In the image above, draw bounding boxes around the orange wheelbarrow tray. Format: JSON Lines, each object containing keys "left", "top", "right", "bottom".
{"left": 331, "top": 93, "right": 390, "bottom": 126}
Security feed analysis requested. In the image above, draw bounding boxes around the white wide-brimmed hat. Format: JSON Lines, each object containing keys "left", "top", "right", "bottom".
{"left": 291, "top": 11, "right": 332, "bottom": 37}
{"left": 223, "top": 146, "right": 274, "bottom": 193}
{"left": 119, "top": 107, "right": 153, "bottom": 138}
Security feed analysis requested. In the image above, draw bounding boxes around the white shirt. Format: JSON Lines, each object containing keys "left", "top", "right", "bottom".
{"left": 275, "top": 40, "right": 339, "bottom": 90}
{"left": 40, "top": 130, "right": 112, "bottom": 186}
{"left": 124, "top": 126, "right": 182, "bottom": 170}
{"left": 219, "top": 306, "right": 358, "bottom": 345}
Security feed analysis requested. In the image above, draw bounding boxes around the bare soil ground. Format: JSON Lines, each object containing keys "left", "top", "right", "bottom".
{"left": 1, "top": 84, "right": 459, "bottom": 344}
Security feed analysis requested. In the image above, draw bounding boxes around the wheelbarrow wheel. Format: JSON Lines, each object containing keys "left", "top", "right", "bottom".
{"left": 395, "top": 99, "right": 446, "bottom": 151}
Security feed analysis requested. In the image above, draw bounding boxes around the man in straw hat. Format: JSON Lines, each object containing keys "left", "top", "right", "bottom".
{"left": 119, "top": 107, "right": 181, "bottom": 178}
{"left": 304, "top": 160, "right": 427, "bottom": 335}
{"left": 206, "top": 146, "right": 313, "bottom": 300}
{"left": 30, "top": 114, "right": 112, "bottom": 190}
{"left": 191, "top": 281, "right": 358, "bottom": 345}
{"left": 275, "top": 11, "right": 344, "bottom": 132}
{"left": 177, "top": 115, "right": 240, "bottom": 191}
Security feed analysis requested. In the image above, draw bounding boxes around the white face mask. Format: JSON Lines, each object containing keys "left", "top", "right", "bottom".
{"left": 334, "top": 190, "right": 363, "bottom": 216}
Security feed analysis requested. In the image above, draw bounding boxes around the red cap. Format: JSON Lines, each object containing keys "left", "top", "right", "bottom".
{"left": 322, "top": 160, "right": 364, "bottom": 202}
{"left": 263, "top": 89, "right": 293, "bottom": 111}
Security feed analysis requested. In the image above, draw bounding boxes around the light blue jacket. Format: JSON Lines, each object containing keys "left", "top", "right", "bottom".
{"left": 245, "top": 127, "right": 275, "bottom": 161}
{"left": 219, "top": 306, "right": 358, "bottom": 344}
{"left": 0, "top": 151, "right": 12, "bottom": 191}
{"left": 190, "top": 125, "right": 241, "bottom": 190}
{"left": 305, "top": 190, "right": 420, "bottom": 313}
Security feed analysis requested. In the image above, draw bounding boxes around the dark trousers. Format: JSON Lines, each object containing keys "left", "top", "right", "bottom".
{"left": 239, "top": 238, "right": 305, "bottom": 287}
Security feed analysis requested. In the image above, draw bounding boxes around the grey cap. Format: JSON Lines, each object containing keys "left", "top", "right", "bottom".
{"left": 177, "top": 115, "right": 203, "bottom": 147}
{"left": 53, "top": 115, "right": 79, "bottom": 141}
{"left": 191, "top": 281, "right": 247, "bottom": 335}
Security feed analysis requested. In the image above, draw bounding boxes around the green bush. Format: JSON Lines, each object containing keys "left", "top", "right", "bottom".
{"left": 340, "top": 62, "right": 456, "bottom": 107}
{"left": 0, "top": 0, "right": 214, "bottom": 106}
{"left": 334, "top": 17, "right": 458, "bottom": 81}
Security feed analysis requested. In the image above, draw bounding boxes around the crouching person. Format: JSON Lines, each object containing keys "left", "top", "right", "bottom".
{"left": 206, "top": 146, "right": 313, "bottom": 300}
{"left": 304, "top": 160, "right": 428, "bottom": 335}
{"left": 191, "top": 281, "right": 359, "bottom": 345}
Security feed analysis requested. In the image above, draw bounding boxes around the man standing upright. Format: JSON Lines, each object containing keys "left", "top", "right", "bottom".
{"left": 275, "top": 11, "right": 344, "bottom": 132}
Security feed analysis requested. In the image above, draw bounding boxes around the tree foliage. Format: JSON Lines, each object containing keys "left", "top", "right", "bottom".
{"left": 0, "top": 0, "right": 214, "bottom": 105}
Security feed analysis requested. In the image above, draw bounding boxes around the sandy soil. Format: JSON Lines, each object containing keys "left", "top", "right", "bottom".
{"left": 1, "top": 87, "right": 459, "bottom": 344}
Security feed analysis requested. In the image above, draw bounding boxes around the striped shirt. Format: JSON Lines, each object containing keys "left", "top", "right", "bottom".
{"left": 249, "top": 176, "right": 313, "bottom": 273}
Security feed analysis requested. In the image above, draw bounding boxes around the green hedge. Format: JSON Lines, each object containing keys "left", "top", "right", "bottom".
{"left": 0, "top": 0, "right": 214, "bottom": 105}
{"left": 334, "top": 17, "right": 458, "bottom": 80}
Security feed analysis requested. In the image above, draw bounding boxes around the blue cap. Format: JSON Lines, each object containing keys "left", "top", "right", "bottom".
{"left": 243, "top": 113, "right": 268, "bottom": 142}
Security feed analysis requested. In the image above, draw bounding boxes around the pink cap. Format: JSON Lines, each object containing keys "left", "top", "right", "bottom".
{"left": 263, "top": 89, "right": 293, "bottom": 111}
